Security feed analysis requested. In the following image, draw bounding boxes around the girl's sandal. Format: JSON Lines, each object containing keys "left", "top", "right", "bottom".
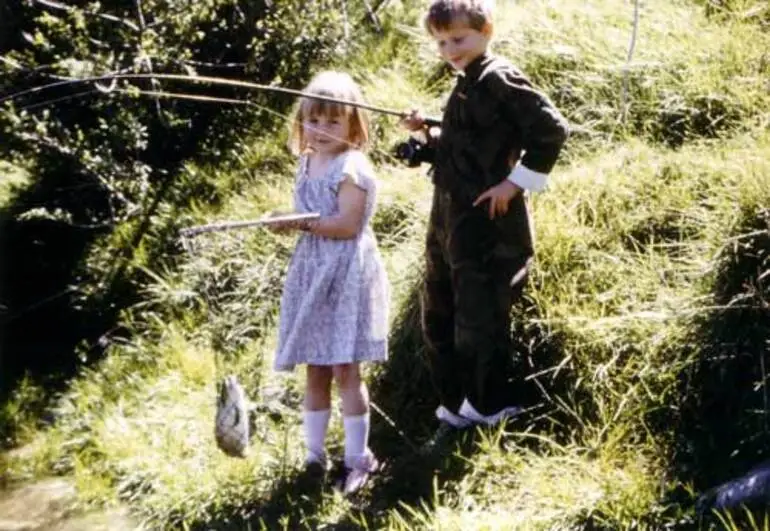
{"left": 335, "top": 450, "right": 380, "bottom": 496}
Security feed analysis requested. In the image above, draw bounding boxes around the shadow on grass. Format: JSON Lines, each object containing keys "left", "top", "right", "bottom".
{"left": 667, "top": 206, "right": 770, "bottom": 524}
{"left": 0, "top": 155, "right": 191, "bottom": 448}
{"left": 0, "top": 164, "right": 123, "bottom": 404}
{"left": 189, "top": 274, "right": 574, "bottom": 529}
{"left": 188, "top": 470, "right": 332, "bottom": 531}
{"left": 340, "top": 276, "right": 574, "bottom": 528}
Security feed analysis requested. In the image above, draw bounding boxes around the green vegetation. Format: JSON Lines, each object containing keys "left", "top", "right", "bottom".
{"left": 0, "top": 161, "right": 29, "bottom": 205}
{"left": 2, "top": 0, "right": 770, "bottom": 529}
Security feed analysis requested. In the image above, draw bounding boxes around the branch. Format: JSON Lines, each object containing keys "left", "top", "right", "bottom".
{"left": 134, "top": 0, "right": 168, "bottom": 126}
{"left": 29, "top": 0, "right": 140, "bottom": 32}
{"left": 621, "top": 0, "right": 640, "bottom": 123}
{"left": 361, "top": 0, "right": 382, "bottom": 32}
{"left": 17, "top": 130, "right": 132, "bottom": 216}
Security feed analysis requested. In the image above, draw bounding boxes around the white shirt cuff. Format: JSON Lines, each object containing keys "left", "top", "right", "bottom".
{"left": 507, "top": 162, "right": 548, "bottom": 192}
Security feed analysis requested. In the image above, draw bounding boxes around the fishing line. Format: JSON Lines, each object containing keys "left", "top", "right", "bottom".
{"left": 3, "top": 73, "right": 415, "bottom": 120}
{"left": 3, "top": 72, "right": 442, "bottom": 127}
{"left": 369, "top": 401, "right": 419, "bottom": 452}
{"left": 13, "top": 82, "right": 413, "bottom": 170}
{"left": 18, "top": 88, "right": 100, "bottom": 112}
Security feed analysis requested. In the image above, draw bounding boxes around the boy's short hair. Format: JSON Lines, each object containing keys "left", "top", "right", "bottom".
{"left": 288, "top": 71, "right": 369, "bottom": 155}
{"left": 424, "top": 0, "right": 494, "bottom": 34}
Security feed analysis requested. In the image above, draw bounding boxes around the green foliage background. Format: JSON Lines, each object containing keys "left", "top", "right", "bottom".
{"left": 2, "top": 0, "right": 770, "bottom": 529}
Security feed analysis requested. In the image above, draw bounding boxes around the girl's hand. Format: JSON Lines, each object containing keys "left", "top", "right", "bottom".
{"left": 265, "top": 210, "right": 294, "bottom": 234}
{"left": 266, "top": 211, "right": 319, "bottom": 234}
{"left": 400, "top": 108, "right": 425, "bottom": 131}
{"left": 473, "top": 180, "right": 522, "bottom": 219}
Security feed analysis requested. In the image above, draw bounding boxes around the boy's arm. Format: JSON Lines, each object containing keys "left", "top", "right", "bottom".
{"left": 488, "top": 67, "right": 570, "bottom": 192}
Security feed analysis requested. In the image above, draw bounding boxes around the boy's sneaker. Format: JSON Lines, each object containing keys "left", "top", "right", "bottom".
{"left": 336, "top": 450, "right": 380, "bottom": 496}
{"left": 436, "top": 405, "right": 474, "bottom": 429}
{"left": 459, "top": 399, "right": 522, "bottom": 426}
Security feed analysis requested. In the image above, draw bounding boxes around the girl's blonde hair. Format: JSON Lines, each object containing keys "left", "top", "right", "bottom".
{"left": 288, "top": 71, "right": 370, "bottom": 155}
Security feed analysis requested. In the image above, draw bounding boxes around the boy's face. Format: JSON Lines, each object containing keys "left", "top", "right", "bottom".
{"left": 430, "top": 18, "right": 490, "bottom": 71}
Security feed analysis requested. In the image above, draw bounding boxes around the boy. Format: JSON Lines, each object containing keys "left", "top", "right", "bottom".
{"left": 401, "top": 0, "right": 569, "bottom": 444}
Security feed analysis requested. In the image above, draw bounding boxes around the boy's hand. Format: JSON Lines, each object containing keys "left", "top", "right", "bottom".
{"left": 400, "top": 109, "right": 425, "bottom": 131}
{"left": 473, "top": 180, "right": 522, "bottom": 219}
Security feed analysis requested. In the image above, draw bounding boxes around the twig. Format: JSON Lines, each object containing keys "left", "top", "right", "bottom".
{"left": 361, "top": 0, "right": 382, "bottom": 32}
{"left": 359, "top": 0, "right": 391, "bottom": 30}
{"left": 134, "top": 0, "right": 168, "bottom": 126}
{"left": 340, "top": 0, "right": 350, "bottom": 43}
{"left": 177, "top": 59, "right": 248, "bottom": 69}
{"left": 369, "top": 401, "right": 419, "bottom": 451}
{"left": 621, "top": 0, "right": 641, "bottom": 123}
{"left": 29, "top": 0, "right": 140, "bottom": 32}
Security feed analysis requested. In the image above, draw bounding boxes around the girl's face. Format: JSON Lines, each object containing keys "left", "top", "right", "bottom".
{"left": 431, "top": 19, "right": 490, "bottom": 71}
{"left": 303, "top": 111, "right": 351, "bottom": 155}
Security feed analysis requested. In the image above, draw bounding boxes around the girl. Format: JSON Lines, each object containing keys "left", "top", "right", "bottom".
{"left": 269, "top": 71, "right": 389, "bottom": 495}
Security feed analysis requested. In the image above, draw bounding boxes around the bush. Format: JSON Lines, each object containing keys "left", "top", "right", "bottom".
{"left": 0, "top": 0, "right": 369, "bottom": 397}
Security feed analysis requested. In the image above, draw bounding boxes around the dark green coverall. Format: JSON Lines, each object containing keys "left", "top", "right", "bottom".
{"left": 423, "top": 52, "right": 569, "bottom": 416}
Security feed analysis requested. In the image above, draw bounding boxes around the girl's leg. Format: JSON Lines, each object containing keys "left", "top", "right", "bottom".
{"left": 333, "top": 362, "right": 368, "bottom": 417}
{"left": 304, "top": 365, "right": 333, "bottom": 465}
{"left": 333, "top": 363, "right": 377, "bottom": 493}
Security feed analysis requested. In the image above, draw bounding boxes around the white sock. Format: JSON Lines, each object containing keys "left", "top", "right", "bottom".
{"left": 303, "top": 409, "right": 331, "bottom": 464}
{"left": 343, "top": 413, "right": 370, "bottom": 469}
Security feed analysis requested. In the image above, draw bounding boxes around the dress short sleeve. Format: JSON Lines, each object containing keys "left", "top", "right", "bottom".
{"left": 330, "top": 150, "right": 376, "bottom": 193}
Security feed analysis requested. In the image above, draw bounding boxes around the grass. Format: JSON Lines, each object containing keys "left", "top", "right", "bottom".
{"left": 3, "top": 0, "right": 770, "bottom": 529}
{"left": 0, "top": 160, "right": 29, "bottom": 207}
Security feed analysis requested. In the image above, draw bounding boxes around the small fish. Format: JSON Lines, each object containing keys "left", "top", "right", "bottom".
{"left": 214, "top": 375, "right": 250, "bottom": 458}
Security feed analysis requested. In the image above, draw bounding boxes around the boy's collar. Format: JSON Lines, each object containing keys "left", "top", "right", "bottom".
{"left": 460, "top": 52, "right": 491, "bottom": 81}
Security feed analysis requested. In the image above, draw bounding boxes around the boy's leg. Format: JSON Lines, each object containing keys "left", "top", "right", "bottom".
{"left": 449, "top": 196, "right": 533, "bottom": 419}
{"left": 421, "top": 190, "right": 466, "bottom": 417}
{"left": 461, "top": 251, "right": 530, "bottom": 417}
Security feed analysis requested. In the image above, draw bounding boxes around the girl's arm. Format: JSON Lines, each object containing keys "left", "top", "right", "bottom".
{"left": 302, "top": 177, "right": 366, "bottom": 239}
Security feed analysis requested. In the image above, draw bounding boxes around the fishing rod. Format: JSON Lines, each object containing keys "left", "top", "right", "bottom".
{"left": 7, "top": 73, "right": 442, "bottom": 236}
{"left": 11, "top": 81, "right": 435, "bottom": 236}
{"left": 179, "top": 213, "right": 320, "bottom": 238}
{"left": 2, "top": 72, "right": 442, "bottom": 126}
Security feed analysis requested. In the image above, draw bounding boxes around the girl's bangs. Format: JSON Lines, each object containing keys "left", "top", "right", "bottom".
{"left": 301, "top": 97, "right": 350, "bottom": 119}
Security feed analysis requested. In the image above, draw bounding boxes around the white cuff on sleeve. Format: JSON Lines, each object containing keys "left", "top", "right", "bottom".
{"left": 507, "top": 162, "right": 548, "bottom": 192}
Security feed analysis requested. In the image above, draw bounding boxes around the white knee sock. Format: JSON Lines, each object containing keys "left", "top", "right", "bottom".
{"left": 303, "top": 409, "right": 331, "bottom": 464}
{"left": 343, "top": 413, "right": 370, "bottom": 469}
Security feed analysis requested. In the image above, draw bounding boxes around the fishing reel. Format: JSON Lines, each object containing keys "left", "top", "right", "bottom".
{"left": 394, "top": 137, "right": 435, "bottom": 167}
{"left": 393, "top": 125, "right": 440, "bottom": 168}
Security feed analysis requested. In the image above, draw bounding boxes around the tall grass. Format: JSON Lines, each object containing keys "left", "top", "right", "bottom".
{"left": 3, "top": 0, "right": 770, "bottom": 529}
